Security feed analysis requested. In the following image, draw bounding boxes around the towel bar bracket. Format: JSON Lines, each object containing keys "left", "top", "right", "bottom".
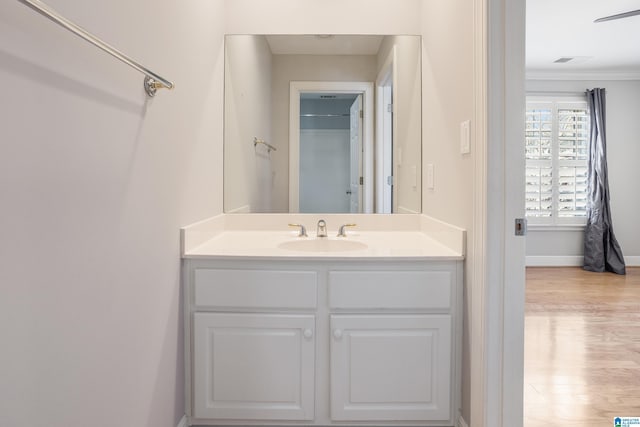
{"left": 144, "top": 77, "right": 168, "bottom": 97}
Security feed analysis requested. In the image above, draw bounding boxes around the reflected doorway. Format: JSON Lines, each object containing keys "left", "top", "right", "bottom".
{"left": 298, "top": 93, "right": 362, "bottom": 213}
{"left": 289, "top": 81, "right": 374, "bottom": 213}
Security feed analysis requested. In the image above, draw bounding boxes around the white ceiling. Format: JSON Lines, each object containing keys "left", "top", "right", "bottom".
{"left": 265, "top": 35, "right": 384, "bottom": 55}
{"left": 526, "top": 0, "right": 640, "bottom": 76}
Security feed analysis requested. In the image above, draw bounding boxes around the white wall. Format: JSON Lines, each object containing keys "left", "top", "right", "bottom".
{"left": 421, "top": 0, "right": 475, "bottom": 422}
{"left": 526, "top": 79, "right": 640, "bottom": 265}
{"left": 224, "top": 35, "right": 273, "bottom": 213}
{"left": 0, "top": 1, "right": 224, "bottom": 426}
{"left": 224, "top": 0, "right": 423, "bottom": 35}
{"left": 271, "top": 54, "right": 377, "bottom": 211}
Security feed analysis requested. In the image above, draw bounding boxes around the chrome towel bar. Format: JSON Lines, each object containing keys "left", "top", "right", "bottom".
{"left": 16, "top": 0, "right": 174, "bottom": 97}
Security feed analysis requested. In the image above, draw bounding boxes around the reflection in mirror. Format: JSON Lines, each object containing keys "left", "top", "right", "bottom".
{"left": 299, "top": 92, "right": 361, "bottom": 213}
{"left": 224, "top": 34, "right": 422, "bottom": 214}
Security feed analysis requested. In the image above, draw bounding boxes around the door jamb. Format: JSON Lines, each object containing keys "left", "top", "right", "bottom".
{"left": 376, "top": 46, "right": 398, "bottom": 213}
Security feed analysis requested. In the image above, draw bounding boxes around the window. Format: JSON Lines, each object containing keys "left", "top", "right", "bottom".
{"left": 525, "top": 97, "right": 589, "bottom": 225}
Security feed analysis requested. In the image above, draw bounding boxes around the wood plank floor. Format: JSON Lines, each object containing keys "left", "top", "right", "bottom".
{"left": 525, "top": 267, "right": 640, "bottom": 427}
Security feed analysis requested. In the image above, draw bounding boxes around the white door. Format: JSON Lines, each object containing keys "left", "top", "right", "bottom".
{"left": 383, "top": 85, "right": 394, "bottom": 213}
{"left": 330, "top": 314, "right": 452, "bottom": 421}
{"left": 349, "top": 95, "right": 362, "bottom": 213}
{"left": 375, "top": 45, "right": 396, "bottom": 214}
{"left": 193, "top": 313, "right": 315, "bottom": 420}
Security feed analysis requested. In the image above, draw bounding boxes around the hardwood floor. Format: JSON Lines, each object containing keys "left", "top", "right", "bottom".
{"left": 524, "top": 267, "right": 640, "bottom": 427}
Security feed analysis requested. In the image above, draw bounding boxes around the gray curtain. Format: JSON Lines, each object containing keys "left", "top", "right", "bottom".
{"left": 583, "top": 88, "right": 626, "bottom": 274}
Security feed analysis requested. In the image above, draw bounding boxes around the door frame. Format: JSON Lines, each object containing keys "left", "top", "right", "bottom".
{"left": 289, "top": 81, "right": 374, "bottom": 213}
{"left": 470, "top": 0, "right": 526, "bottom": 426}
{"left": 376, "top": 46, "right": 397, "bottom": 213}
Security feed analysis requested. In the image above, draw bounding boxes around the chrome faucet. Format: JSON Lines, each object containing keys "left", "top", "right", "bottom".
{"left": 337, "top": 223, "right": 357, "bottom": 237}
{"left": 288, "top": 223, "right": 308, "bottom": 237}
{"left": 316, "top": 219, "right": 327, "bottom": 238}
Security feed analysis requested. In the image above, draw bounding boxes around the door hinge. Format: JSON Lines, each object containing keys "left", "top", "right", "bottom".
{"left": 387, "top": 103, "right": 393, "bottom": 113}
{"left": 359, "top": 110, "right": 363, "bottom": 119}
{"left": 359, "top": 176, "right": 364, "bottom": 185}
{"left": 515, "top": 218, "right": 527, "bottom": 236}
{"left": 387, "top": 175, "right": 394, "bottom": 186}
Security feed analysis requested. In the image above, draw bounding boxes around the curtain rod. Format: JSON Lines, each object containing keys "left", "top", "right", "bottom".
{"left": 16, "top": 0, "right": 174, "bottom": 97}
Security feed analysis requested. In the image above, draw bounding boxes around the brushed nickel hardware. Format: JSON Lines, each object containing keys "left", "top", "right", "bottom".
{"left": 16, "top": 0, "right": 174, "bottom": 97}
{"left": 337, "top": 224, "right": 356, "bottom": 237}
{"left": 288, "top": 223, "right": 308, "bottom": 237}
{"left": 316, "top": 219, "right": 327, "bottom": 238}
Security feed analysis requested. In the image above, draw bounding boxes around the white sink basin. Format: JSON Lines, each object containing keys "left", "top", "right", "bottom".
{"left": 278, "top": 238, "right": 368, "bottom": 252}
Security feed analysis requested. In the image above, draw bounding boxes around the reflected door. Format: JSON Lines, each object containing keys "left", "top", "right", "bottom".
{"left": 349, "top": 95, "right": 363, "bottom": 213}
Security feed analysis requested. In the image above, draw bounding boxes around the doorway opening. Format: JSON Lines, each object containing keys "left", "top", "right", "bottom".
{"left": 298, "top": 93, "right": 362, "bottom": 213}
{"left": 289, "top": 81, "right": 374, "bottom": 213}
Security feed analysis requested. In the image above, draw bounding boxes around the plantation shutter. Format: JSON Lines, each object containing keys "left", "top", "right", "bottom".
{"left": 525, "top": 98, "right": 589, "bottom": 225}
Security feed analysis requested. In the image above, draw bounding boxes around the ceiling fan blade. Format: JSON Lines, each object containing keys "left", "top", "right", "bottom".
{"left": 594, "top": 9, "right": 640, "bottom": 23}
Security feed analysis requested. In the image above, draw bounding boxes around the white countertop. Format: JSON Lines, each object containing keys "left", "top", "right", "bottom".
{"left": 185, "top": 231, "right": 464, "bottom": 261}
{"left": 182, "top": 215, "right": 465, "bottom": 261}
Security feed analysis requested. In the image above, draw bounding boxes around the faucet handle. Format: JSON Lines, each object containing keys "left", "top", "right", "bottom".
{"left": 288, "top": 223, "right": 308, "bottom": 237}
{"left": 337, "top": 223, "right": 357, "bottom": 237}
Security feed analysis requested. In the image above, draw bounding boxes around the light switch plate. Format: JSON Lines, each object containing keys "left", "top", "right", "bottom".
{"left": 426, "top": 164, "right": 434, "bottom": 189}
{"left": 460, "top": 120, "right": 470, "bottom": 154}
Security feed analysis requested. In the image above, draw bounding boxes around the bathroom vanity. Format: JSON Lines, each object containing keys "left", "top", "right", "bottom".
{"left": 181, "top": 214, "right": 464, "bottom": 427}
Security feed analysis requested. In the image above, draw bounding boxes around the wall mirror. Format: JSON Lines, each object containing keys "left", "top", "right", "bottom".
{"left": 224, "top": 34, "right": 422, "bottom": 214}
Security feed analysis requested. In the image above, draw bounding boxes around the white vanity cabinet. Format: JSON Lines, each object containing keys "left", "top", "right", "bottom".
{"left": 184, "top": 259, "right": 462, "bottom": 427}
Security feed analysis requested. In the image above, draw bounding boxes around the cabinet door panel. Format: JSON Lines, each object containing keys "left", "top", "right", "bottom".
{"left": 193, "top": 313, "right": 315, "bottom": 420}
{"left": 330, "top": 315, "right": 451, "bottom": 421}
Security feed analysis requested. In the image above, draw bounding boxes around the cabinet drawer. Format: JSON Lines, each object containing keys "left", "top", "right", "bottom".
{"left": 329, "top": 270, "right": 451, "bottom": 309}
{"left": 194, "top": 269, "right": 317, "bottom": 309}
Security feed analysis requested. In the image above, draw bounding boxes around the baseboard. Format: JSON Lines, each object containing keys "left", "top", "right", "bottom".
{"left": 176, "top": 415, "right": 188, "bottom": 427}
{"left": 458, "top": 412, "right": 470, "bottom": 427}
{"left": 527, "top": 255, "right": 640, "bottom": 267}
{"left": 625, "top": 256, "right": 640, "bottom": 267}
{"left": 526, "top": 255, "right": 583, "bottom": 266}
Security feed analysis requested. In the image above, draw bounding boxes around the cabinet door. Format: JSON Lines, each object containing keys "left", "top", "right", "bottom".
{"left": 193, "top": 313, "right": 315, "bottom": 420}
{"left": 330, "top": 315, "right": 451, "bottom": 421}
